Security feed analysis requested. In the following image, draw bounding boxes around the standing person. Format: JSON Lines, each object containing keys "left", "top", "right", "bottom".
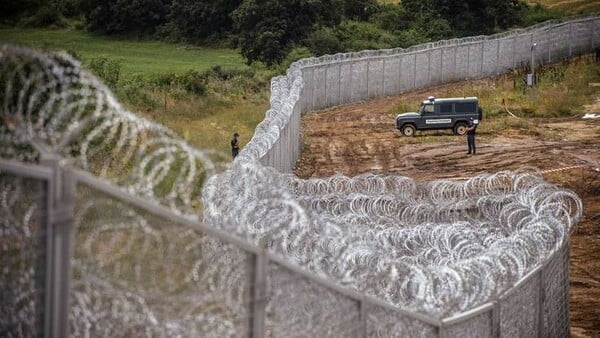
{"left": 231, "top": 132, "right": 240, "bottom": 158}
{"left": 466, "top": 117, "right": 478, "bottom": 155}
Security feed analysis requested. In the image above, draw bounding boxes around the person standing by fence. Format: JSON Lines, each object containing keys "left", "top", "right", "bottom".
{"left": 231, "top": 132, "right": 240, "bottom": 158}
{"left": 466, "top": 117, "right": 478, "bottom": 155}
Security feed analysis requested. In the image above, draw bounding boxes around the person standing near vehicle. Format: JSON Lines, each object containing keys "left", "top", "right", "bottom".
{"left": 231, "top": 132, "right": 240, "bottom": 158}
{"left": 466, "top": 117, "right": 478, "bottom": 155}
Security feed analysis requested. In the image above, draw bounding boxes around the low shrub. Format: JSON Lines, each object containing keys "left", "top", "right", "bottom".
{"left": 88, "top": 57, "right": 122, "bottom": 87}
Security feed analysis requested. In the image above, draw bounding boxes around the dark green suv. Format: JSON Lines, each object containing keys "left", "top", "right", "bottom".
{"left": 396, "top": 97, "right": 482, "bottom": 136}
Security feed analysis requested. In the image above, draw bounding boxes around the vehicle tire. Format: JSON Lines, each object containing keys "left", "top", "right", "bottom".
{"left": 453, "top": 122, "right": 468, "bottom": 135}
{"left": 401, "top": 124, "right": 416, "bottom": 137}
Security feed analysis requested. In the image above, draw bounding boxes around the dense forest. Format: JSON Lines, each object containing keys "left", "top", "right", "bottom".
{"left": 0, "top": 0, "right": 562, "bottom": 65}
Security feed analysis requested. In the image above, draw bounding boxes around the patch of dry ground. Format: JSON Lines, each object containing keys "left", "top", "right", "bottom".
{"left": 294, "top": 85, "right": 600, "bottom": 337}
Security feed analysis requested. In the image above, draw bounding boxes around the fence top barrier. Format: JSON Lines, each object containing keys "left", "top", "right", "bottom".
{"left": 0, "top": 14, "right": 591, "bottom": 331}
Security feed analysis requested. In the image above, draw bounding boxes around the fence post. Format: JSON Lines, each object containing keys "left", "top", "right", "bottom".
{"left": 491, "top": 302, "right": 500, "bottom": 338}
{"left": 382, "top": 59, "right": 386, "bottom": 95}
{"left": 496, "top": 39, "right": 500, "bottom": 75}
{"left": 466, "top": 43, "right": 471, "bottom": 79}
{"left": 480, "top": 41, "right": 485, "bottom": 78}
{"left": 40, "top": 155, "right": 75, "bottom": 338}
{"left": 453, "top": 46, "right": 458, "bottom": 82}
{"left": 350, "top": 61, "right": 354, "bottom": 102}
{"left": 512, "top": 36, "right": 516, "bottom": 69}
{"left": 591, "top": 18, "right": 595, "bottom": 49}
{"left": 337, "top": 63, "right": 342, "bottom": 106}
{"left": 537, "top": 266, "right": 545, "bottom": 338}
{"left": 248, "top": 248, "right": 268, "bottom": 338}
{"left": 358, "top": 298, "right": 368, "bottom": 338}
{"left": 366, "top": 60, "right": 370, "bottom": 98}
{"left": 548, "top": 29, "right": 552, "bottom": 62}
{"left": 569, "top": 22, "right": 573, "bottom": 57}
{"left": 413, "top": 53, "right": 417, "bottom": 89}
{"left": 440, "top": 47, "right": 445, "bottom": 82}
{"left": 427, "top": 50, "right": 432, "bottom": 85}
{"left": 324, "top": 66, "right": 329, "bottom": 108}
{"left": 398, "top": 55, "right": 403, "bottom": 92}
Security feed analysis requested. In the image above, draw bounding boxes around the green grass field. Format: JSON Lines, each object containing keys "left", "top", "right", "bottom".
{"left": 0, "top": 28, "right": 246, "bottom": 77}
{"left": 0, "top": 28, "right": 266, "bottom": 156}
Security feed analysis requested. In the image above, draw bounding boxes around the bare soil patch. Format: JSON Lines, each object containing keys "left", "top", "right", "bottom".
{"left": 294, "top": 85, "right": 600, "bottom": 336}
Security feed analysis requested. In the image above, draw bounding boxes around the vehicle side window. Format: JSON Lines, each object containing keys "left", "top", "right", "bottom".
{"left": 455, "top": 102, "right": 476, "bottom": 113}
{"left": 440, "top": 103, "right": 453, "bottom": 114}
{"left": 423, "top": 104, "right": 434, "bottom": 114}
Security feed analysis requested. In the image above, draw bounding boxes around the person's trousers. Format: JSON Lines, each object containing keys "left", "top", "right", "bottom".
{"left": 467, "top": 134, "right": 476, "bottom": 154}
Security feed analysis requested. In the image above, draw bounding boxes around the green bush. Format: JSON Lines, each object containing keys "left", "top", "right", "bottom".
{"left": 88, "top": 57, "right": 122, "bottom": 87}
{"left": 519, "top": 4, "right": 564, "bottom": 27}
{"left": 303, "top": 28, "right": 343, "bottom": 56}
{"left": 305, "top": 20, "right": 400, "bottom": 56}
{"left": 23, "top": 5, "right": 65, "bottom": 28}
{"left": 176, "top": 70, "right": 208, "bottom": 95}
{"left": 276, "top": 47, "right": 314, "bottom": 73}
{"left": 105, "top": 74, "right": 160, "bottom": 109}
{"left": 369, "top": 4, "right": 414, "bottom": 33}
{"left": 82, "top": 0, "right": 171, "bottom": 35}
{"left": 395, "top": 27, "right": 430, "bottom": 49}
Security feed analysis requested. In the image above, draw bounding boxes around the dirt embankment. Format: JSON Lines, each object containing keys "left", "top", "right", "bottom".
{"left": 294, "top": 85, "right": 600, "bottom": 337}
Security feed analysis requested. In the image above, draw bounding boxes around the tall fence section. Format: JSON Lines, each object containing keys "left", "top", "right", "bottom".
{"left": 1, "top": 15, "right": 596, "bottom": 338}
{"left": 251, "top": 16, "right": 600, "bottom": 171}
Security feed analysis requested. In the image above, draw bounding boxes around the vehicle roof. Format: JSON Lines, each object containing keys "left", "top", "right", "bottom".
{"left": 421, "top": 97, "right": 478, "bottom": 104}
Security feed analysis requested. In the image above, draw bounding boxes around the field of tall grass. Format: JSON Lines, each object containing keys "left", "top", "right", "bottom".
{"left": 0, "top": 28, "right": 272, "bottom": 156}
{"left": 530, "top": 0, "right": 600, "bottom": 15}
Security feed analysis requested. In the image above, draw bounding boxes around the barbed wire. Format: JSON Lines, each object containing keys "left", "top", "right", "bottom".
{"left": 0, "top": 44, "right": 224, "bottom": 216}
{"left": 0, "top": 43, "right": 584, "bottom": 336}
{"left": 204, "top": 162, "right": 582, "bottom": 318}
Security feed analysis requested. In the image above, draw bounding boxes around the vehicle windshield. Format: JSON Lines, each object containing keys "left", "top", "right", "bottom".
{"left": 418, "top": 103, "right": 434, "bottom": 114}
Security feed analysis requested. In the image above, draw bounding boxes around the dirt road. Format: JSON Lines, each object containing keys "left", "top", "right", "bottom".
{"left": 294, "top": 86, "right": 600, "bottom": 337}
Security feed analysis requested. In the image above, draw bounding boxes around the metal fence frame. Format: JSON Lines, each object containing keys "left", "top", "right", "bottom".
{"left": 2, "top": 15, "right": 592, "bottom": 338}
{"left": 0, "top": 155, "right": 571, "bottom": 337}
{"left": 254, "top": 16, "right": 600, "bottom": 172}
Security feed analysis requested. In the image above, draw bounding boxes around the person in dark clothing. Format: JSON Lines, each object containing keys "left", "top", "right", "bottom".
{"left": 466, "top": 117, "right": 478, "bottom": 155}
{"left": 231, "top": 132, "right": 240, "bottom": 158}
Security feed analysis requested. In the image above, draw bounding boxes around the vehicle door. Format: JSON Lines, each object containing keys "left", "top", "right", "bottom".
{"left": 418, "top": 103, "right": 435, "bottom": 129}
{"left": 422, "top": 103, "right": 450, "bottom": 129}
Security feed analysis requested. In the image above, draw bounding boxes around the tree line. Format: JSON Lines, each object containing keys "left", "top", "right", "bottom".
{"left": 1, "top": 0, "right": 562, "bottom": 66}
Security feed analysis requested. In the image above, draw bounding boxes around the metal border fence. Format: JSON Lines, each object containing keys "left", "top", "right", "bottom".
{"left": 0, "top": 158, "right": 572, "bottom": 337}
{"left": 248, "top": 16, "right": 600, "bottom": 172}
{"left": 2, "top": 15, "right": 594, "bottom": 338}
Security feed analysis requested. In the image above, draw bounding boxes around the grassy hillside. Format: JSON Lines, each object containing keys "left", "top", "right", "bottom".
{"left": 0, "top": 28, "right": 269, "bottom": 157}
{"left": 0, "top": 28, "right": 246, "bottom": 77}
{"left": 529, "top": 0, "right": 600, "bottom": 15}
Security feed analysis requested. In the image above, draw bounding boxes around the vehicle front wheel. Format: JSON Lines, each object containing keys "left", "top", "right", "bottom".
{"left": 401, "top": 124, "right": 416, "bottom": 137}
{"left": 453, "top": 122, "right": 468, "bottom": 135}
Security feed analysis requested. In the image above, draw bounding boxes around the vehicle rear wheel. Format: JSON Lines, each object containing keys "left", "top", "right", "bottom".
{"left": 454, "top": 122, "right": 468, "bottom": 135}
{"left": 401, "top": 124, "right": 416, "bottom": 137}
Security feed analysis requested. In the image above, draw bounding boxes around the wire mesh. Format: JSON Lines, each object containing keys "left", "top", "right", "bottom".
{"left": 0, "top": 44, "right": 226, "bottom": 216}
{"left": 1, "top": 16, "right": 597, "bottom": 337}
{"left": 442, "top": 311, "right": 492, "bottom": 338}
{"left": 499, "top": 272, "right": 540, "bottom": 337}
{"left": 70, "top": 183, "right": 251, "bottom": 337}
{"left": 542, "top": 245, "right": 570, "bottom": 337}
{"left": 367, "top": 305, "right": 437, "bottom": 338}
{"left": 204, "top": 162, "right": 583, "bottom": 320}
{"left": 0, "top": 172, "right": 46, "bottom": 337}
{"left": 265, "top": 263, "right": 362, "bottom": 337}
